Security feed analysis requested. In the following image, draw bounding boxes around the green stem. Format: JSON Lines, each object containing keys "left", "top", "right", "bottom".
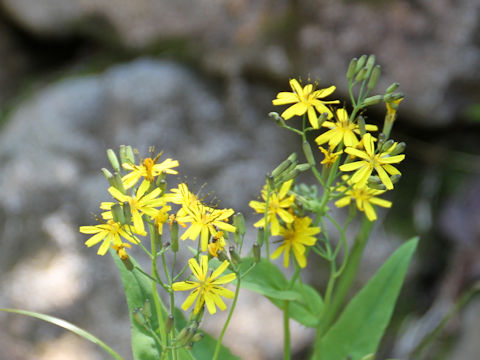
{"left": 283, "top": 300, "right": 291, "bottom": 360}
{"left": 264, "top": 181, "right": 272, "bottom": 261}
{"left": 213, "top": 277, "right": 241, "bottom": 360}
{"left": 316, "top": 218, "right": 373, "bottom": 340}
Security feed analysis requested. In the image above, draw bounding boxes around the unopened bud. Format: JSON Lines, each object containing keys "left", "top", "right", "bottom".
{"left": 317, "top": 112, "right": 328, "bottom": 127}
{"left": 170, "top": 221, "right": 179, "bottom": 252}
{"left": 122, "top": 202, "right": 132, "bottom": 225}
{"left": 253, "top": 244, "right": 261, "bottom": 263}
{"left": 125, "top": 146, "right": 135, "bottom": 164}
{"left": 367, "top": 65, "right": 381, "bottom": 91}
{"left": 133, "top": 308, "right": 145, "bottom": 325}
{"left": 143, "top": 299, "right": 152, "bottom": 318}
{"left": 229, "top": 246, "right": 241, "bottom": 265}
{"left": 347, "top": 57, "right": 358, "bottom": 80}
{"left": 177, "top": 327, "right": 191, "bottom": 344}
{"left": 302, "top": 141, "right": 315, "bottom": 166}
{"left": 266, "top": 174, "right": 275, "bottom": 189}
{"left": 390, "top": 174, "right": 401, "bottom": 184}
{"left": 191, "top": 333, "right": 204, "bottom": 342}
{"left": 355, "top": 67, "right": 368, "bottom": 82}
{"left": 257, "top": 228, "right": 265, "bottom": 247}
{"left": 107, "top": 149, "right": 120, "bottom": 172}
{"left": 365, "top": 55, "right": 376, "bottom": 74}
{"left": 269, "top": 112, "right": 286, "bottom": 127}
{"left": 165, "top": 315, "right": 174, "bottom": 334}
{"left": 357, "top": 116, "right": 366, "bottom": 136}
{"left": 233, "top": 213, "right": 246, "bottom": 236}
{"left": 111, "top": 203, "right": 125, "bottom": 224}
{"left": 122, "top": 256, "right": 134, "bottom": 271}
{"left": 385, "top": 82, "right": 399, "bottom": 94}
{"left": 380, "top": 139, "right": 395, "bottom": 152}
{"left": 363, "top": 95, "right": 382, "bottom": 107}
{"left": 101, "top": 168, "right": 114, "bottom": 181}
{"left": 390, "top": 142, "right": 406, "bottom": 156}
{"left": 355, "top": 55, "right": 367, "bottom": 73}
{"left": 294, "top": 163, "right": 310, "bottom": 172}
{"left": 157, "top": 179, "right": 167, "bottom": 195}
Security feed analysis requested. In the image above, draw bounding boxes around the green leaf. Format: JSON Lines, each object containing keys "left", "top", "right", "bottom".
{"left": 112, "top": 252, "right": 165, "bottom": 360}
{"left": 314, "top": 237, "right": 418, "bottom": 360}
{"left": 240, "top": 259, "right": 324, "bottom": 327}
{"left": 0, "top": 308, "right": 122, "bottom": 359}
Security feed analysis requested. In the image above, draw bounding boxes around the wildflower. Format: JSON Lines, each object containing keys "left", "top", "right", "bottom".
{"left": 79, "top": 220, "right": 139, "bottom": 256}
{"left": 249, "top": 179, "right": 295, "bottom": 236}
{"left": 208, "top": 232, "right": 226, "bottom": 257}
{"left": 335, "top": 181, "right": 392, "bottom": 221}
{"left": 151, "top": 205, "right": 172, "bottom": 235}
{"left": 339, "top": 133, "right": 405, "bottom": 190}
{"left": 102, "top": 180, "right": 166, "bottom": 235}
{"left": 385, "top": 98, "right": 403, "bottom": 123}
{"left": 172, "top": 255, "right": 236, "bottom": 314}
{"left": 319, "top": 147, "right": 343, "bottom": 167}
{"left": 272, "top": 79, "right": 340, "bottom": 129}
{"left": 112, "top": 242, "right": 131, "bottom": 260}
{"left": 176, "top": 202, "right": 236, "bottom": 252}
{"left": 315, "top": 108, "right": 378, "bottom": 149}
{"left": 271, "top": 216, "right": 320, "bottom": 268}
{"left": 122, "top": 155, "right": 179, "bottom": 189}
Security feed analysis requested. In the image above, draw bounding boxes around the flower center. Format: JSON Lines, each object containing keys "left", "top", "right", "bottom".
{"left": 143, "top": 158, "right": 155, "bottom": 182}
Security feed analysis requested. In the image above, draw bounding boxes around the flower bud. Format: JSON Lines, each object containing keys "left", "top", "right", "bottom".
{"left": 363, "top": 95, "right": 382, "bottom": 107}
{"left": 302, "top": 141, "right": 315, "bottom": 166}
{"left": 165, "top": 315, "right": 174, "bottom": 334}
{"left": 317, "top": 112, "right": 328, "bottom": 128}
{"left": 385, "top": 82, "right": 399, "bottom": 94}
{"left": 253, "top": 244, "right": 261, "bottom": 263}
{"left": 133, "top": 308, "right": 145, "bottom": 326}
{"left": 122, "top": 256, "right": 134, "bottom": 271}
{"left": 355, "top": 55, "right": 367, "bottom": 73}
{"left": 233, "top": 213, "right": 246, "bottom": 236}
{"left": 355, "top": 66, "right": 368, "bottom": 82}
{"left": 101, "top": 168, "right": 114, "bottom": 181}
{"left": 271, "top": 156, "right": 294, "bottom": 179}
{"left": 217, "top": 250, "right": 229, "bottom": 262}
{"left": 295, "top": 163, "right": 311, "bottom": 172}
{"left": 257, "top": 228, "right": 265, "bottom": 247}
{"left": 347, "top": 57, "right": 358, "bottom": 80}
{"left": 380, "top": 139, "right": 395, "bottom": 152}
{"left": 390, "top": 174, "right": 401, "bottom": 184}
{"left": 269, "top": 112, "right": 286, "bottom": 127}
{"left": 156, "top": 179, "right": 167, "bottom": 195}
{"left": 357, "top": 116, "right": 366, "bottom": 136}
{"left": 170, "top": 221, "right": 179, "bottom": 252}
{"left": 229, "top": 246, "right": 241, "bottom": 265}
{"left": 191, "top": 333, "right": 204, "bottom": 342}
{"left": 367, "top": 65, "right": 381, "bottom": 91}
{"left": 390, "top": 142, "right": 406, "bottom": 156}
{"left": 177, "top": 327, "right": 191, "bottom": 344}
{"left": 107, "top": 149, "right": 120, "bottom": 172}
{"left": 143, "top": 299, "right": 152, "bottom": 318}
{"left": 122, "top": 202, "right": 132, "bottom": 225}
{"left": 365, "top": 54, "right": 376, "bottom": 74}
{"left": 111, "top": 203, "right": 125, "bottom": 224}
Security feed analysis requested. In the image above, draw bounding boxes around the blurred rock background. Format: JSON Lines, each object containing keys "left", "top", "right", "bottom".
{"left": 0, "top": 0, "right": 479, "bottom": 359}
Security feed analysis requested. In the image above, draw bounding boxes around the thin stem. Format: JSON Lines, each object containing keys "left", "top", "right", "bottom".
{"left": 264, "top": 181, "right": 272, "bottom": 261}
{"left": 283, "top": 300, "right": 291, "bottom": 360}
{"left": 213, "top": 277, "right": 241, "bottom": 360}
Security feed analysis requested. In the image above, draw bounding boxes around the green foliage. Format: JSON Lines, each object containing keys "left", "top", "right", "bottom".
{"left": 313, "top": 237, "right": 418, "bottom": 360}
{"left": 241, "top": 258, "right": 324, "bottom": 327}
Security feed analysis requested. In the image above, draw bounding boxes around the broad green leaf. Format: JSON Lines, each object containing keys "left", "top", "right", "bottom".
{"left": 112, "top": 252, "right": 165, "bottom": 360}
{"left": 0, "top": 308, "right": 122, "bottom": 359}
{"left": 239, "top": 258, "right": 324, "bottom": 327}
{"left": 314, "top": 237, "right": 418, "bottom": 360}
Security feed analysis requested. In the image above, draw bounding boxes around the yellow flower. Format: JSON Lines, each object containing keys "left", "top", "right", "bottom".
{"left": 172, "top": 255, "right": 236, "bottom": 314}
{"left": 385, "top": 98, "right": 403, "bottom": 123}
{"left": 339, "top": 133, "right": 405, "bottom": 190}
{"left": 271, "top": 216, "right": 320, "bottom": 268}
{"left": 319, "top": 147, "right": 343, "bottom": 167}
{"left": 335, "top": 181, "right": 392, "bottom": 221}
{"left": 101, "top": 180, "right": 166, "bottom": 235}
{"left": 151, "top": 205, "right": 172, "bottom": 235}
{"left": 315, "top": 108, "right": 378, "bottom": 149}
{"left": 272, "top": 79, "right": 340, "bottom": 129}
{"left": 249, "top": 179, "right": 295, "bottom": 236}
{"left": 79, "top": 220, "right": 139, "bottom": 255}
{"left": 122, "top": 155, "right": 179, "bottom": 189}
{"left": 112, "top": 242, "right": 131, "bottom": 260}
{"left": 176, "top": 202, "right": 236, "bottom": 252}
{"left": 208, "top": 232, "right": 226, "bottom": 257}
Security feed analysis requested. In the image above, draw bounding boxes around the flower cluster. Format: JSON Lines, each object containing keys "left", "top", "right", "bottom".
{"left": 80, "top": 149, "right": 238, "bottom": 315}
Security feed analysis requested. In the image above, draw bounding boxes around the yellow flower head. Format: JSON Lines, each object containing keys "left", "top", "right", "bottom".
{"left": 172, "top": 255, "right": 236, "bottom": 314}
{"left": 151, "top": 205, "right": 172, "bottom": 235}
{"left": 176, "top": 201, "right": 236, "bottom": 252}
{"left": 272, "top": 79, "right": 340, "bottom": 129}
{"left": 319, "top": 147, "right": 343, "bottom": 168}
{"left": 249, "top": 179, "right": 295, "bottom": 236}
{"left": 208, "top": 232, "right": 226, "bottom": 257}
{"left": 386, "top": 98, "right": 403, "bottom": 122}
{"left": 101, "top": 180, "right": 166, "bottom": 235}
{"left": 112, "top": 242, "right": 131, "bottom": 260}
{"left": 335, "top": 180, "right": 392, "bottom": 221}
{"left": 79, "top": 220, "right": 139, "bottom": 256}
{"left": 315, "top": 108, "right": 378, "bottom": 149}
{"left": 122, "top": 154, "right": 179, "bottom": 189}
{"left": 339, "top": 133, "right": 405, "bottom": 190}
{"left": 271, "top": 216, "right": 320, "bottom": 268}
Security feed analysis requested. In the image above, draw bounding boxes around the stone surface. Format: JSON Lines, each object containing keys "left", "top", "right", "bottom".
{"left": 1, "top": 0, "right": 479, "bottom": 126}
